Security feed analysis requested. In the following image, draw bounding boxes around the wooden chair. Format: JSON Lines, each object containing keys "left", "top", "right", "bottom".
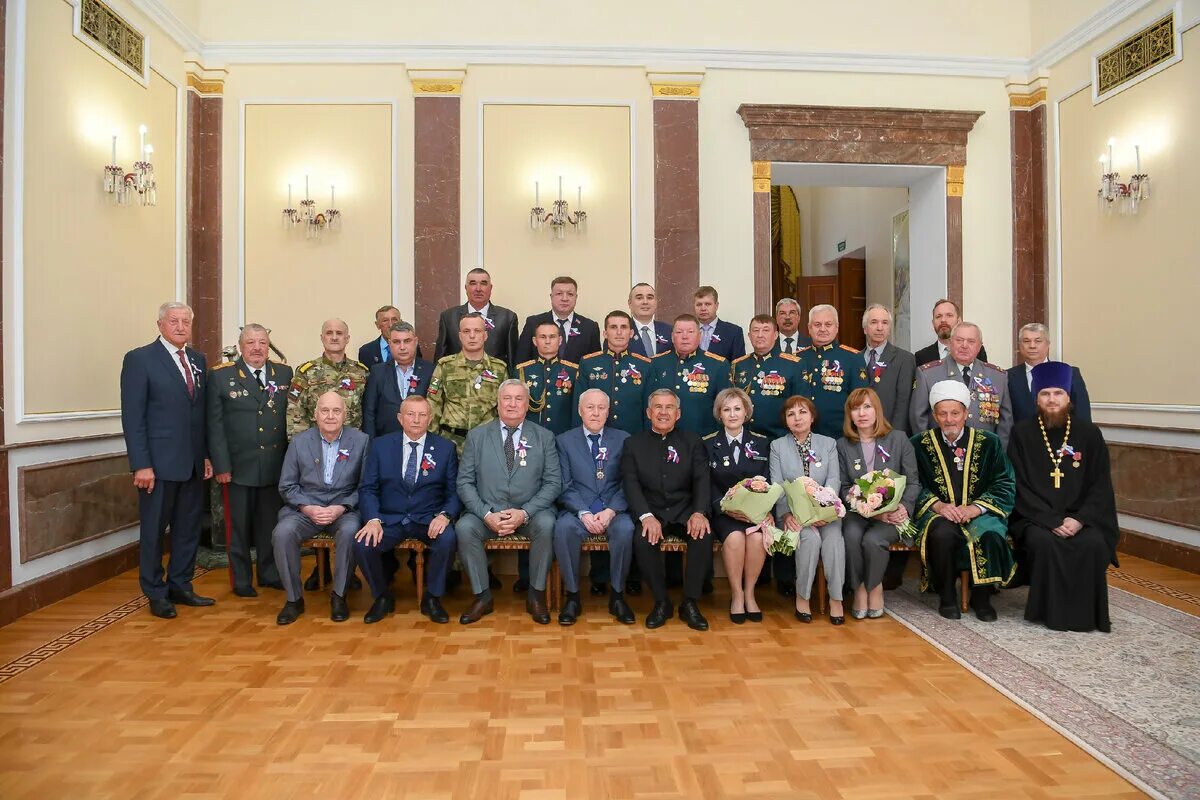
{"left": 888, "top": 542, "right": 969, "bottom": 613}
{"left": 301, "top": 532, "right": 336, "bottom": 590}
{"left": 548, "top": 534, "right": 723, "bottom": 609}
{"left": 394, "top": 539, "right": 427, "bottom": 607}
{"left": 485, "top": 535, "right": 557, "bottom": 609}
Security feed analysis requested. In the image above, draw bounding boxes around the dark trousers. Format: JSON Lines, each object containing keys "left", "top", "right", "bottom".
{"left": 137, "top": 470, "right": 204, "bottom": 601}
{"left": 925, "top": 518, "right": 969, "bottom": 604}
{"left": 354, "top": 521, "right": 458, "bottom": 599}
{"left": 226, "top": 483, "right": 282, "bottom": 589}
{"left": 586, "top": 551, "right": 641, "bottom": 586}
{"left": 633, "top": 520, "right": 712, "bottom": 603}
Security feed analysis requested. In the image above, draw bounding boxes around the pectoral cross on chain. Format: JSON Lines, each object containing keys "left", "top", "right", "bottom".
{"left": 1050, "top": 466, "right": 1064, "bottom": 489}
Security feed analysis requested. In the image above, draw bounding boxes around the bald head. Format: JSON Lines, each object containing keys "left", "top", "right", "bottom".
{"left": 320, "top": 318, "right": 350, "bottom": 361}
{"left": 315, "top": 391, "right": 347, "bottom": 438}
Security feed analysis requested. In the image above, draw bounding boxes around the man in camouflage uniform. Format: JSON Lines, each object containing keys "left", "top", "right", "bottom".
{"left": 286, "top": 318, "right": 369, "bottom": 438}
{"left": 514, "top": 321, "right": 578, "bottom": 437}
{"left": 428, "top": 313, "right": 507, "bottom": 454}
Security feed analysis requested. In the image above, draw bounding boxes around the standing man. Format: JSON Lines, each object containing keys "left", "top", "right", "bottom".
{"left": 574, "top": 311, "right": 651, "bottom": 436}
{"left": 427, "top": 313, "right": 507, "bottom": 454}
{"left": 912, "top": 321, "right": 1013, "bottom": 446}
{"left": 773, "top": 297, "right": 811, "bottom": 354}
{"left": 914, "top": 299, "right": 989, "bottom": 366}
{"left": 434, "top": 267, "right": 519, "bottom": 367}
{"left": 627, "top": 282, "right": 672, "bottom": 358}
{"left": 286, "top": 318, "right": 369, "bottom": 437}
{"left": 357, "top": 305, "right": 400, "bottom": 367}
{"left": 621, "top": 389, "right": 712, "bottom": 631}
{"left": 120, "top": 302, "right": 214, "bottom": 619}
{"left": 354, "top": 395, "right": 461, "bottom": 624}
{"left": 514, "top": 322, "right": 579, "bottom": 436}
{"left": 1007, "top": 323, "right": 1091, "bottom": 424}
{"left": 272, "top": 392, "right": 369, "bottom": 624}
{"left": 795, "top": 304, "right": 869, "bottom": 439}
{"left": 362, "top": 321, "right": 434, "bottom": 438}
{"left": 647, "top": 314, "right": 730, "bottom": 438}
{"left": 553, "top": 389, "right": 636, "bottom": 626}
{"left": 731, "top": 314, "right": 804, "bottom": 441}
{"left": 514, "top": 276, "right": 601, "bottom": 365}
{"left": 455, "top": 380, "right": 563, "bottom": 625}
{"left": 693, "top": 286, "right": 746, "bottom": 361}
{"left": 861, "top": 303, "right": 917, "bottom": 433}
{"left": 207, "top": 323, "right": 291, "bottom": 597}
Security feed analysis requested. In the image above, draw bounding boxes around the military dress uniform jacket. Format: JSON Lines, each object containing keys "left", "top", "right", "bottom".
{"left": 285, "top": 355, "right": 369, "bottom": 438}
{"left": 795, "top": 342, "right": 869, "bottom": 439}
{"left": 911, "top": 356, "right": 1013, "bottom": 447}
{"left": 207, "top": 359, "right": 292, "bottom": 486}
{"left": 703, "top": 430, "right": 773, "bottom": 516}
{"left": 646, "top": 350, "right": 731, "bottom": 437}
{"left": 731, "top": 351, "right": 804, "bottom": 440}
{"left": 514, "top": 356, "right": 578, "bottom": 436}
{"left": 426, "top": 352, "right": 508, "bottom": 451}
{"left": 572, "top": 348, "right": 651, "bottom": 435}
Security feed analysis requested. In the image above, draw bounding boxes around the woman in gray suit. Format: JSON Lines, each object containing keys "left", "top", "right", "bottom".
{"left": 769, "top": 395, "right": 845, "bottom": 625}
{"left": 837, "top": 387, "right": 920, "bottom": 619}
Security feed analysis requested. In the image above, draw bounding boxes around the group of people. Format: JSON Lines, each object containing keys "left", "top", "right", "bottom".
{"left": 119, "top": 271, "right": 1117, "bottom": 634}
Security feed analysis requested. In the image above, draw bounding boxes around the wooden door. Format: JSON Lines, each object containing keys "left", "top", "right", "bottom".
{"left": 800, "top": 276, "right": 837, "bottom": 310}
{"left": 837, "top": 257, "right": 866, "bottom": 349}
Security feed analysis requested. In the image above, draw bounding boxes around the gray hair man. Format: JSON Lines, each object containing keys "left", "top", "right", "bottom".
{"left": 911, "top": 321, "right": 1013, "bottom": 446}
{"left": 859, "top": 303, "right": 917, "bottom": 432}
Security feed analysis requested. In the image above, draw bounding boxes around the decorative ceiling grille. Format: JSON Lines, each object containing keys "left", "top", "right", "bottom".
{"left": 1094, "top": 10, "right": 1179, "bottom": 102}
{"left": 79, "top": 0, "right": 145, "bottom": 78}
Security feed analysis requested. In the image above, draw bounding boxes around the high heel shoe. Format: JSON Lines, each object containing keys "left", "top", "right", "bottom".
{"left": 746, "top": 610, "right": 763, "bottom": 623}
{"left": 794, "top": 609, "right": 812, "bottom": 623}
{"left": 867, "top": 608, "right": 885, "bottom": 619}
{"left": 830, "top": 615, "right": 845, "bottom": 626}
{"left": 850, "top": 609, "right": 868, "bottom": 620}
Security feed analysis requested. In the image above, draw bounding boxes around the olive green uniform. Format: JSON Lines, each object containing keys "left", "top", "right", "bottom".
{"left": 427, "top": 352, "right": 508, "bottom": 453}
{"left": 285, "top": 355, "right": 369, "bottom": 438}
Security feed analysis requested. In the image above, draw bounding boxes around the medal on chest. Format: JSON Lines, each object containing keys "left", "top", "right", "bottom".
{"left": 595, "top": 446, "right": 608, "bottom": 480}
{"left": 683, "top": 363, "right": 710, "bottom": 393}
{"left": 971, "top": 375, "right": 1000, "bottom": 423}
{"left": 756, "top": 369, "right": 786, "bottom": 396}
{"left": 517, "top": 437, "right": 530, "bottom": 467}
{"left": 821, "top": 359, "right": 844, "bottom": 392}
{"left": 420, "top": 452, "right": 437, "bottom": 477}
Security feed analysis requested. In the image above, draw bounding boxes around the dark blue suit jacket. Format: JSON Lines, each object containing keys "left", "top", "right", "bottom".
{"left": 362, "top": 359, "right": 435, "bottom": 437}
{"left": 702, "top": 319, "right": 746, "bottom": 361}
{"left": 359, "top": 432, "right": 462, "bottom": 527}
{"left": 357, "top": 337, "right": 425, "bottom": 368}
{"left": 1007, "top": 364, "right": 1092, "bottom": 424}
{"left": 120, "top": 340, "right": 207, "bottom": 482}
{"left": 556, "top": 426, "right": 631, "bottom": 515}
{"left": 515, "top": 311, "right": 602, "bottom": 365}
{"left": 628, "top": 320, "right": 673, "bottom": 358}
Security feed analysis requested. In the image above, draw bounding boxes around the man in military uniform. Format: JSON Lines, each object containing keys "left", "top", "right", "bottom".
{"left": 207, "top": 324, "right": 292, "bottom": 597}
{"left": 795, "top": 304, "right": 868, "bottom": 439}
{"left": 912, "top": 320, "right": 1013, "bottom": 446}
{"left": 647, "top": 314, "right": 730, "bottom": 438}
{"left": 732, "top": 314, "right": 804, "bottom": 440}
{"left": 427, "top": 313, "right": 507, "bottom": 454}
{"left": 286, "top": 318, "right": 369, "bottom": 438}
{"left": 514, "top": 321, "right": 578, "bottom": 436}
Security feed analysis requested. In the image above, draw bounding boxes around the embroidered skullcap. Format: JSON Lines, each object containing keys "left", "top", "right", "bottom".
{"left": 1031, "top": 361, "right": 1073, "bottom": 396}
{"left": 929, "top": 379, "right": 970, "bottom": 409}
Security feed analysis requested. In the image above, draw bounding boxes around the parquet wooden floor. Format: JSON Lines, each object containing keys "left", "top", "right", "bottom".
{"left": 3, "top": 554, "right": 1190, "bottom": 798}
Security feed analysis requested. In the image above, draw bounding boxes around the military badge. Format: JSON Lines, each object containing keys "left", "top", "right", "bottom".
{"left": 626, "top": 365, "right": 642, "bottom": 385}
{"left": 595, "top": 446, "right": 608, "bottom": 480}
{"left": 757, "top": 370, "right": 786, "bottom": 396}
{"left": 420, "top": 452, "right": 437, "bottom": 476}
{"left": 685, "top": 363, "right": 710, "bottom": 393}
{"left": 517, "top": 437, "right": 530, "bottom": 467}
{"left": 953, "top": 447, "right": 965, "bottom": 471}
{"left": 869, "top": 360, "right": 887, "bottom": 383}
{"left": 554, "top": 369, "right": 573, "bottom": 393}
{"left": 820, "top": 359, "right": 845, "bottom": 392}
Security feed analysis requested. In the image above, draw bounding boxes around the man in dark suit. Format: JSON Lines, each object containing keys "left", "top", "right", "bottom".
{"left": 433, "top": 267, "right": 519, "bottom": 366}
{"left": 693, "top": 286, "right": 746, "bottom": 361}
{"left": 860, "top": 303, "right": 917, "bottom": 433}
{"left": 1008, "top": 323, "right": 1091, "bottom": 424}
{"left": 914, "top": 298, "right": 988, "bottom": 366}
{"left": 627, "top": 282, "right": 673, "bottom": 358}
{"left": 514, "top": 275, "right": 601, "bottom": 364}
{"left": 362, "top": 321, "right": 434, "bottom": 438}
{"left": 358, "top": 305, "right": 426, "bottom": 367}
{"left": 120, "top": 301, "right": 214, "bottom": 619}
{"left": 621, "top": 388, "right": 713, "bottom": 631}
{"left": 207, "top": 323, "right": 292, "bottom": 597}
{"left": 354, "top": 395, "right": 461, "bottom": 624}
{"left": 773, "top": 297, "right": 811, "bottom": 354}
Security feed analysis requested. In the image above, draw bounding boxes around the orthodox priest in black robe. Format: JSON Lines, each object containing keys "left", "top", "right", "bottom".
{"left": 1007, "top": 362, "right": 1118, "bottom": 633}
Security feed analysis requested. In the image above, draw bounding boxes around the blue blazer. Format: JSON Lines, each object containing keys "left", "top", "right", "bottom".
{"left": 358, "top": 431, "right": 462, "bottom": 527}
{"left": 357, "top": 337, "right": 426, "bottom": 368}
{"left": 703, "top": 319, "right": 746, "bottom": 361}
{"left": 1006, "top": 364, "right": 1091, "bottom": 424}
{"left": 628, "top": 320, "right": 673, "bottom": 358}
{"left": 120, "top": 340, "right": 207, "bottom": 482}
{"left": 556, "top": 426, "right": 631, "bottom": 516}
{"left": 362, "top": 359, "right": 435, "bottom": 437}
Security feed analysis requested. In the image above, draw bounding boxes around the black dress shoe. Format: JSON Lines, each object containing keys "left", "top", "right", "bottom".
{"left": 625, "top": 580, "right": 642, "bottom": 596}
{"left": 148, "top": 598, "right": 176, "bottom": 619}
{"left": 526, "top": 593, "right": 551, "bottom": 625}
{"left": 939, "top": 604, "right": 962, "bottom": 620}
{"left": 830, "top": 615, "right": 845, "bottom": 626}
{"left": 258, "top": 580, "right": 284, "bottom": 591}
{"left": 364, "top": 595, "right": 394, "bottom": 624}
{"left": 459, "top": 597, "right": 494, "bottom": 624}
{"left": 168, "top": 590, "right": 215, "bottom": 607}
{"left": 645, "top": 601, "right": 672, "bottom": 629}
{"left": 589, "top": 582, "right": 607, "bottom": 596}
{"left": 679, "top": 600, "right": 709, "bottom": 631}
{"left": 794, "top": 610, "right": 813, "bottom": 623}
{"left": 420, "top": 595, "right": 449, "bottom": 624}
{"left": 778, "top": 580, "right": 796, "bottom": 598}
{"left": 558, "top": 597, "right": 582, "bottom": 626}
{"left": 330, "top": 592, "right": 349, "bottom": 622}
{"left": 233, "top": 586, "right": 258, "bottom": 598}
{"left": 973, "top": 601, "right": 998, "bottom": 622}
{"left": 513, "top": 578, "right": 530, "bottom": 593}
{"left": 729, "top": 606, "right": 746, "bottom": 625}
{"left": 276, "top": 598, "right": 305, "bottom": 625}
{"left": 608, "top": 595, "right": 635, "bottom": 624}
{"left": 746, "top": 611, "right": 763, "bottom": 623}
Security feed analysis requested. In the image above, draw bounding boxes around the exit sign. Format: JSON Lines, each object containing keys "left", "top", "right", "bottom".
{"left": 837, "top": 240, "right": 847, "bottom": 253}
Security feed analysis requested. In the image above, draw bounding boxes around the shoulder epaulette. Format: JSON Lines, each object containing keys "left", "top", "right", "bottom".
{"left": 653, "top": 350, "right": 673, "bottom": 359}
{"left": 748, "top": 431, "right": 770, "bottom": 442}
{"left": 701, "top": 431, "right": 719, "bottom": 440}
{"left": 707, "top": 353, "right": 727, "bottom": 363}
{"left": 838, "top": 344, "right": 861, "bottom": 354}
{"left": 981, "top": 360, "right": 1002, "bottom": 371}
{"left": 515, "top": 359, "right": 536, "bottom": 370}
{"left": 732, "top": 354, "right": 751, "bottom": 365}
{"left": 436, "top": 354, "right": 458, "bottom": 365}
{"left": 582, "top": 351, "right": 603, "bottom": 360}
{"left": 560, "top": 359, "right": 579, "bottom": 369}
{"left": 349, "top": 359, "right": 367, "bottom": 369}
{"left": 780, "top": 352, "right": 800, "bottom": 363}
{"left": 212, "top": 361, "right": 235, "bottom": 370}
{"left": 629, "top": 352, "right": 652, "bottom": 363}
{"left": 297, "top": 360, "right": 316, "bottom": 374}
{"left": 919, "top": 361, "right": 941, "bottom": 371}
{"left": 796, "top": 346, "right": 813, "bottom": 355}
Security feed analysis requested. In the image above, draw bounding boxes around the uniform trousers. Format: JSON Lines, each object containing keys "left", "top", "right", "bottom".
{"left": 795, "top": 520, "right": 845, "bottom": 601}
{"left": 553, "top": 512, "right": 634, "bottom": 593}
{"left": 272, "top": 512, "right": 360, "bottom": 601}
{"left": 457, "top": 510, "right": 556, "bottom": 594}
{"left": 842, "top": 513, "right": 899, "bottom": 592}
{"left": 137, "top": 468, "right": 204, "bottom": 601}
{"left": 226, "top": 483, "right": 282, "bottom": 589}
{"left": 633, "top": 520, "right": 712, "bottom": 604}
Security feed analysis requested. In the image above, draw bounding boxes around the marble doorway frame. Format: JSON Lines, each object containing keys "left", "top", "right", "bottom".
{"left": 737, "top": 104, "right": 982, "bottom": 314}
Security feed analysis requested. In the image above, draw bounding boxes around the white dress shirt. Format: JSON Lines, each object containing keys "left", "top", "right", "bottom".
{"left": 159, "top": 335, "right": 193, "bottom": 385}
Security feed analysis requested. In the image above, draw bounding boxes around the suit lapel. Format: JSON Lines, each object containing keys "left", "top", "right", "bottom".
{"left": 153, "top": 340, "right": 194, "bottom": 400}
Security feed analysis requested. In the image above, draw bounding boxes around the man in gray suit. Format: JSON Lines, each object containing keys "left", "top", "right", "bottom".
{"left": 911, "top": 321, "right": 1013, "bottom": 446}
{"left": 272, "top": 391, "right": 369, "bottom": 625}
{"left": 861, "top": 304, "right": 917, "bottom": 433}
{"left": 456, "top": 379, "right": 563, "bottom": 625}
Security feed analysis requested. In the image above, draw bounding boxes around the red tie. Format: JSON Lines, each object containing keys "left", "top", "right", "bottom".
{"left": 177, "top": 349, "right": 195, "bottom": 398}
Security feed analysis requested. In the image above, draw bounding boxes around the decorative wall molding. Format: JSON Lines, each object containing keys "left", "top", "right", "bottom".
{"left": 72, "top": 0, "right": 150, "bottom": 86}
{"left": 408, "top": 68, "right": 466, "bottom": 96}
{"left": 1029, "top": 0, "right": 1156, "bottom": 70}
{"left": 647, "top": 70, "right": 704, "bottom": 99}
{"left": 125, "top": 0, "right": 204, "bottom": 54}
{"left": 1093, "top": 3, "right": 1182, "bottom": 104}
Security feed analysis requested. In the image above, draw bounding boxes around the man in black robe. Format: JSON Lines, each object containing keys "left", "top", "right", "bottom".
{"left": 1007, "top": 362, "right": 1118, "bottom": 633}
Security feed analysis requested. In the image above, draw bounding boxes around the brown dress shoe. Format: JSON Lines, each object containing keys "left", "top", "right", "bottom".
{"left": 458, "top": 596, "right": 494, "bottom": 625}
{"left": 526, "top": 593, "right": 550, "bottom": 625}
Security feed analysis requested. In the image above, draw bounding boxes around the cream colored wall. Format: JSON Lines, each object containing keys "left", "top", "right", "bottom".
{"left": 481, "top": 104, "right": 632, "bottom": 327}
{"left": 1029, "top": 0, "right": 1114, "bottom": 54}
{"left": 807, "top": 186, "right": 909, "bottom": 314}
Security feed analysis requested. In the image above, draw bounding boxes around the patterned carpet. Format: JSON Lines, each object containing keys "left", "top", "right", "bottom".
{"left": 887, "top": 579, "right": 1200, "bottom": 800}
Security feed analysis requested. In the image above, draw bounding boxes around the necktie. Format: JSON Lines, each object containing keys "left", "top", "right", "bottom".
{"left": 641, "top": 326, "right": 654, "bottom": 355}
{"left": 397, "top": 365, "right": 407, "bottom": 398}
{"left": 962, "top": 365, "right": 972, "bottom": 386}
{"left": 701, "top": 324, "right": 712, "bottom": 350}
{"left": 730, "top": 438, "right": 742, "bottom": 464}
{"left": 503, "top": 426, "right": 516, "bottom": 472}
{"left": 587, "top": 433, "right": 600, "bottom": 463}
{"left": 405, "top": 441, "right": 419, "bottom": 486}
{"left": 382, "top": 340, "right": 391, "bottom": 363}
{"left": 254, "top": 368, "right": 265, "bottom": 388}
{"left": 867, "top": 348, "right": 877, "bottom": 371}
{"left": 784, "top": 337, "right": 794, "bottom": 354}
{"left": 176, "top": 349, "right": 194, "bottom": 398}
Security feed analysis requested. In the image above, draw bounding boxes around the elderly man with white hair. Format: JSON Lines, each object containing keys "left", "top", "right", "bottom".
{"left": 860, "top": 303, "right": 917, "bottom": 433}
{"left": 910, "top": 380, "right": 1016, "bottom": 621}
{"left": 794, "top": 303, "right": 869, "bottom": 438}
{"left": 911, "top": 320, "right": 1013, "bottom": 446}
{"left": 1006, "top": 322, "right": 1092, "bottom": 424}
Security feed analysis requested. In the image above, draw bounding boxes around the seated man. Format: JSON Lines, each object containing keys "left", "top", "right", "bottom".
{"left": 621, "top": 389, "right": 712, "bottom": 631}
{"left": 456, "top": 379, "right": 563, "bottom": 625}
{"left": 910, "top": 380, "right": 1016, "bottom": 621}
{"left": 1008, "top": 362, "right": 1117, "bottom": 632}
{"left": 354, "top": 395, "right": 461, "bottom": 625}
{"left": 553, "top": 389, "right": 636, "bottom": 626}
{"left": 272, "top": 392, "right": 369, "bottom": 625}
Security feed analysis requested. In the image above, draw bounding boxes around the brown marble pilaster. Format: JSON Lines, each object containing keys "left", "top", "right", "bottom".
{"left": 751, "top": 162, "right": 772, "bottom": 314}
{"left": 1009, "top": 83, "right": 1049, "bottom": 357}
{"left": 946, "top": 166, "right": 964, "bottom": 308}
{"left": 185, "top": 67, "right": 225, "bottom": 365}
{"left": 652, "top": 92, "right": 700, "bottom": 318}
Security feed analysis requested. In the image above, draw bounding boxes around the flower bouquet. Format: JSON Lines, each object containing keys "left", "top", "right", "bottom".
{"left": 782, "top": 476, "right": 846, "bottom": 527}
{"left": 846, "top": 468, "right": 918, "bottom": 544}
{"left": 718, "top": 476, "right": 792, "bottom": 555}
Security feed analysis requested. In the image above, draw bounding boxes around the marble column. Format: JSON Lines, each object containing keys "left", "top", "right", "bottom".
{"left": 185, "top": 65, "right": 226, "bottom": 366}
{"left": 946, "top": 165, "right": 965, "bottom": 309}
{"left": 649, "top": 72, "right": 702, "bottom": 319}
{"left": 411, "top": 70, "right": 465, "bottom": 351}
{"left": 1008, "top": 79, "right": 1049, "bottom": 355}
{"left": 751, "top": 161, "right": 772, "bottom": 314}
